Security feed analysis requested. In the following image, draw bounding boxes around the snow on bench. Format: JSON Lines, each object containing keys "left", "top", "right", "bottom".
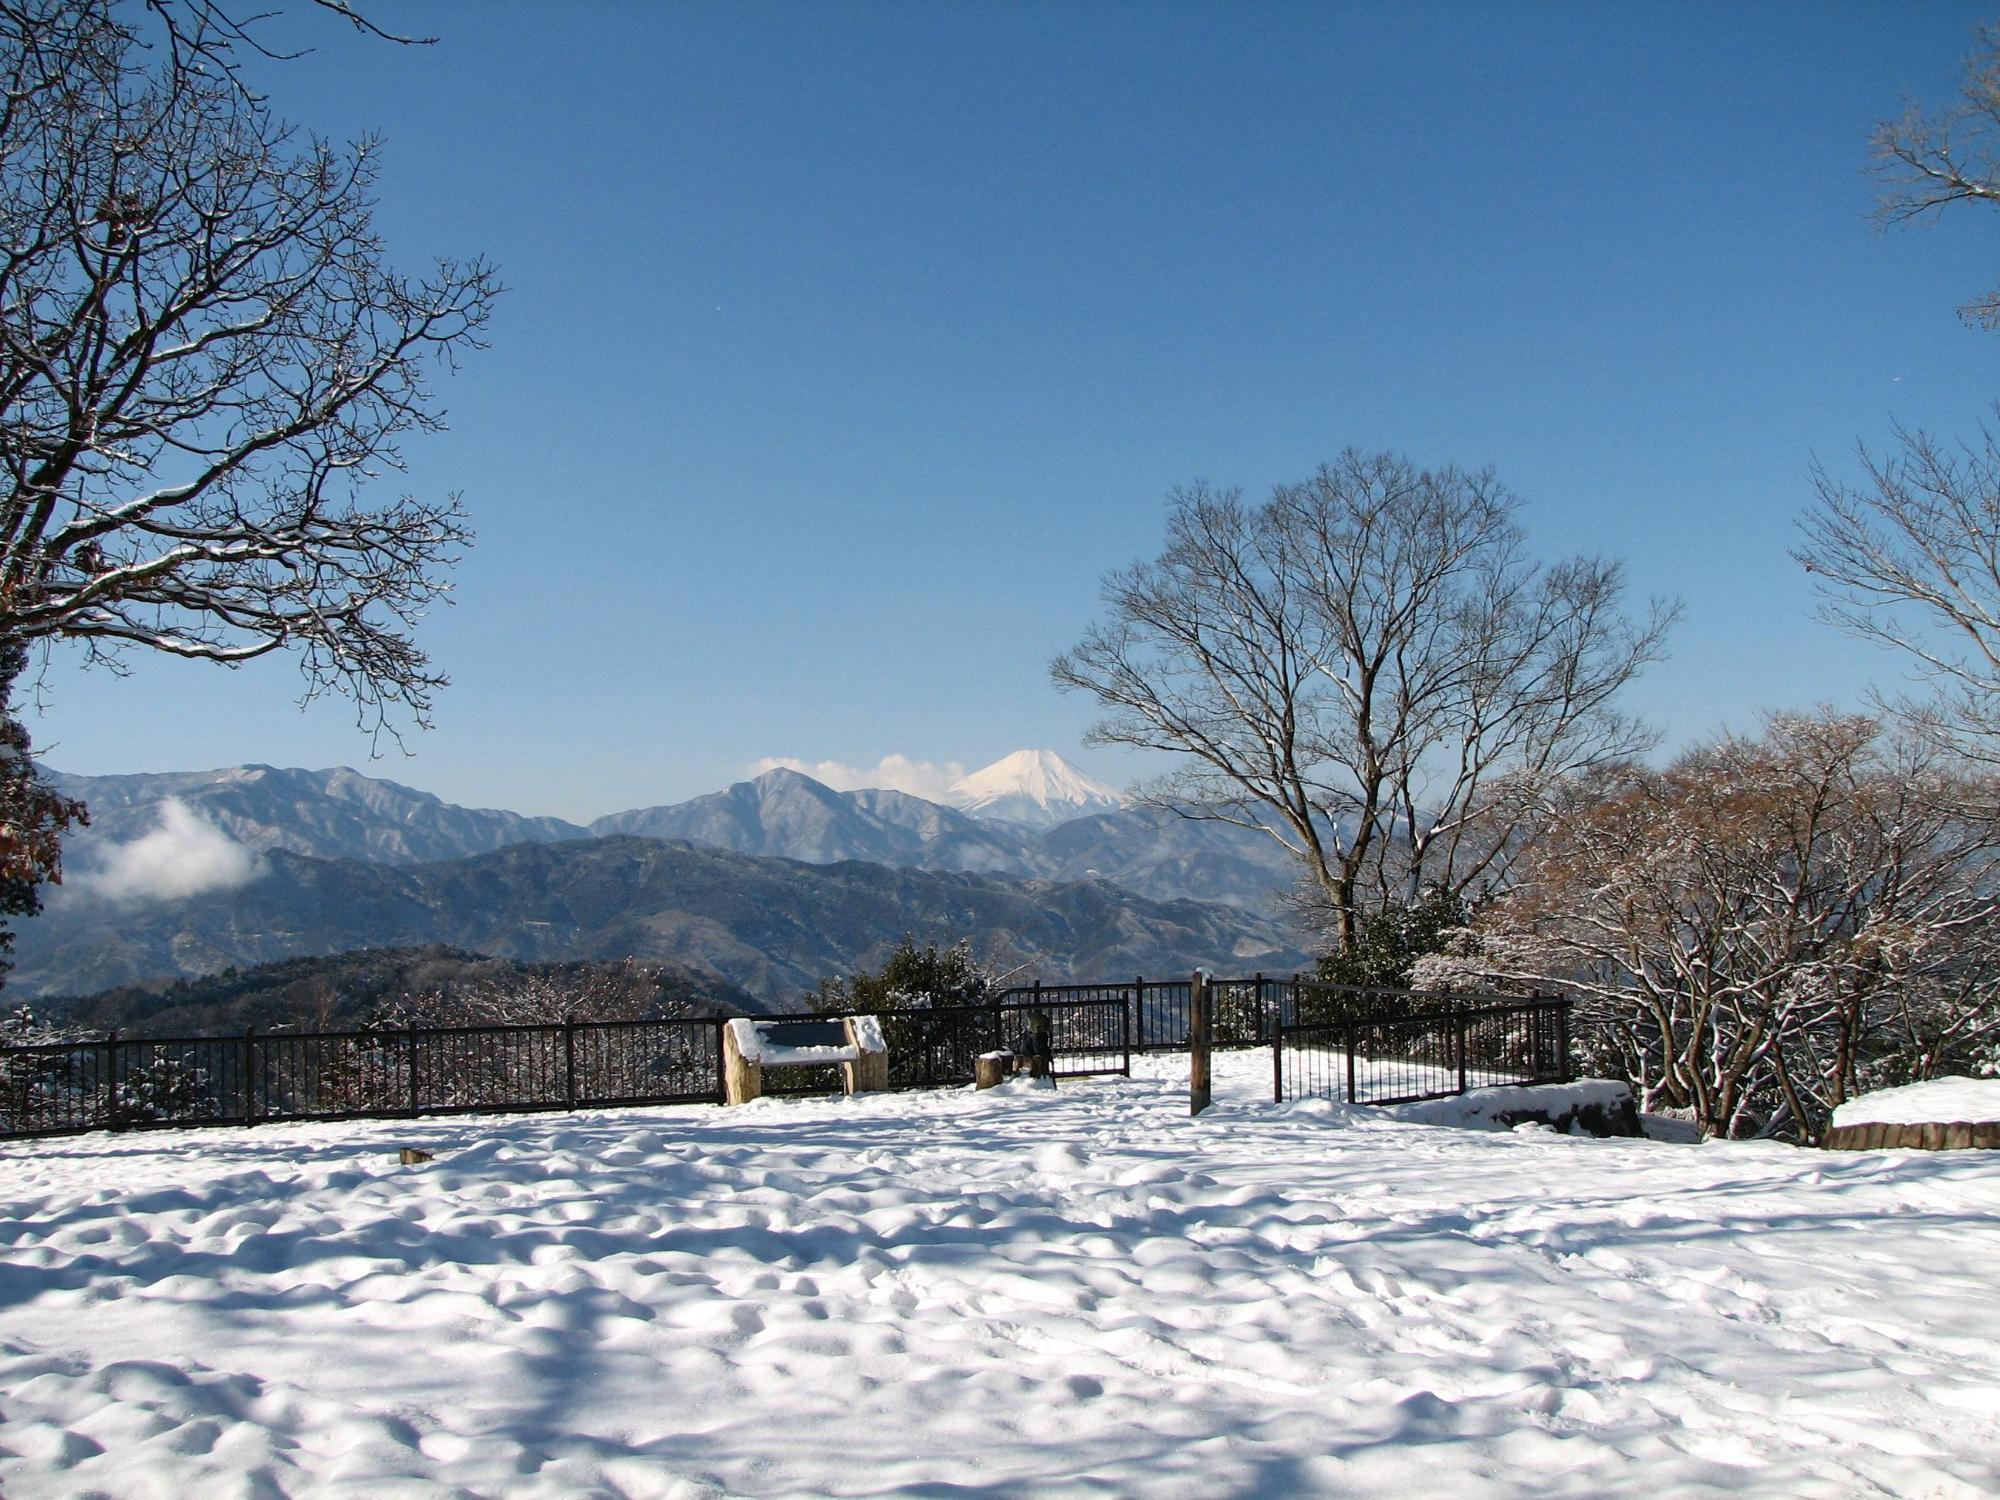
{"left": 723, "top": 1016, "right": 888, "bottom": 1104}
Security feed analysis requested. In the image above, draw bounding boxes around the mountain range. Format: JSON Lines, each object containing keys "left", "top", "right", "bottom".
{"left": 28, "top": 751, "right": 1317, "bottom": 1011}
{"left": 51, "top": 752, "right": 1306, "bottom": 909}
{"left": 18, "top": 837, "right": 1313, "bottom": 1007}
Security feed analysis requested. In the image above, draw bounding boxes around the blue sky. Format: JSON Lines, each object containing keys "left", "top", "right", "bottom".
{"left": 29, "top": 0, "right": 2000, "bottom": 823}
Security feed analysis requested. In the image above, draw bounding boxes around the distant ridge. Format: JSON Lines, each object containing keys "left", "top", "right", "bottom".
{"left": 48, "top": 764, "right": 590, "bottom": 866}
{"left": 12, "top": 838, "right": 1315, "bottom": 1007}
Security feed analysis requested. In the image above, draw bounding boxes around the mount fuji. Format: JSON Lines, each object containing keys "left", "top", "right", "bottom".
{"left": 944, "top": 749, "right": 1126, "bottom": 829}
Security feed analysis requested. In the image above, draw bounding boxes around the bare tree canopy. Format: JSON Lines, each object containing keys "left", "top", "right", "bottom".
{"left": 0, "top": 0, "right": 497, "bottom": 732}
{"left": 1798, "top": 422, "right": 2000, "bottom": 760}
{"left": 1800, "top": 29, "right": 2000, "bottom": 757}
{"left": 1873, "top": 23, "right": 2000, "bottom": 329}
{"left": 1052, "top": 450, "right": 1679, "bottom": 950}
{"left": 1433, "top": 713, "right": 2000, "bottom": 1142}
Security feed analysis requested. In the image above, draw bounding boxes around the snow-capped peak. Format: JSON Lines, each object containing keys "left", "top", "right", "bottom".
{"left": 945, "top": 749, "right": 1125, "bottom": 829}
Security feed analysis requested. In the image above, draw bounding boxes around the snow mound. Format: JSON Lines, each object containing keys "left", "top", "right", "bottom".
{"left": 1382, "top": 1078, "right": 1641, "bottom": 1135}
{"left": 1831, "top": 1075, "right": 2000, "bottom": 1128}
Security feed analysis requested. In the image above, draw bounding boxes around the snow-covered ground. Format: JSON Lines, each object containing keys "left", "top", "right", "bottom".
{"left": 1832, "top": 1075, "right": 2000, "bottom": 1127}
{"left": 1, "top": 1050, "right": 1997, "bottom": 1498}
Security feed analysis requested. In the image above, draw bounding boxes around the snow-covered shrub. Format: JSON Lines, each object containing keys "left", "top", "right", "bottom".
{"left": 109, "top": 1053, "right": 216, "bottom": 1125}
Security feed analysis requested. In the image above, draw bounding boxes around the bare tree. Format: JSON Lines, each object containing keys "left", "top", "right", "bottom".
{"left": 1798, "top": 423, "right": 2000, "bottom": 762}
{"left": 0, "top": 0, "right": 493, "bottom": 971}
{"left": 1873, "top": 23, "right": 2000, "bottom": 330}
{"left": 1797, "top": 28, "right": 2000, "bottom": 757}
{"left": 1429, "top": 713, "right": 2000, "bottom": 1141}
{"left": 1053, "top": 450, "right": 1678, "bottom": 951}
{"left": 0, "top": 0, "right": 496, "bottom": 724}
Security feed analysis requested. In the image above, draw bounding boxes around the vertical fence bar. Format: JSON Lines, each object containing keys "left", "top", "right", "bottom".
{"left": 1272, "top": 1022, "right": 1284, "bottom": 1102}
{"left": 407, "top": 1029, "right": 420, "bottom": 1117}
{"left": 1556, "top": 998, "right": 1572, "bottom": 1081}
{"left": 1134, "top": 975, "right": 1145, "bottom": 1052}
{"left": 242, "top": 1026, "right": 257, "bottom": 1127}
{"left": 1344, "top": 1021, "right": 1358, "bottom": 1104}
{"left": 1456, "top": 1011, "right": 1468, "bottom": 1095}
{"left": 563, "top": 1018, "right": 577, "bottom": 1111}
{"left": 102, "top": 1031, "right": 120, "bottom": 1130}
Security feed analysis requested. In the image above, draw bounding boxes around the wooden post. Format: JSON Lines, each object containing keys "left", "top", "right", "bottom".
{"left": 842, "top": 1016, "right": 889, "bottom": 1093}
{"left": 1189, "top": 970, "right": 1211, "bottom": 1116}
{"left": 722, "top": 1021, "right": 763, "bottom": 1105}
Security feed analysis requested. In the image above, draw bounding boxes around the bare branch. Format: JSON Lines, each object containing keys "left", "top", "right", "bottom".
{"left": 1872, "top": 24, "right": 2000, "bottom": 328}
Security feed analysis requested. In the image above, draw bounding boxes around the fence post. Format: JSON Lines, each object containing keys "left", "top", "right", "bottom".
{"left": 563, "top": 1017, "right": 578, "bottom": 1111}
{"left": 407, "top": 1028, "right": 420, "bottom": 1117}
{"left": 1455, "top": 1011, "right": 1468, "bottom": 1095}
{"left": 1556, "top": 997, "right": 1573, "bottom": 1082}
{"left": 1344, "top": 1021, "right": 1357, "bottom": 1105}
{"left": 1271, "top": 1017, "right": 1283, "bottom": 1103}
{"left": 1121, "top": 998, "right": 1132, "bottom": 1077}
{"left": 713, "top": 1018, "right": 728, "bottom": 1105}
{"left": 1189, "top": 970, "right": 1211, "bottom": 1115}
{"left": 102, "top": 1030, "right": 120, "bottom": 1130}
{"left": 1134, "top": 975, "right": 1144, "bottom": 1052}
{"left": 242, "top": 1026, "right": 257, "bottom": 1128}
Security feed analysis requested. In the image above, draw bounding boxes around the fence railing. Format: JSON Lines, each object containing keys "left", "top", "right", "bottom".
{"left": 0, "top": 977, "right": 1568, "bottom": 1138}
{"left": 0, "top": 1017, "right": 732, "bottom": 1140}
{"left": 1272, "top": 995, "right": 1572, "bottom": 1106}
{"left": 0, "top": 996, "right": 1137, "bottom": 1140}
{"left": 996, "top": 974, "right": 1299, "bottom": 1051}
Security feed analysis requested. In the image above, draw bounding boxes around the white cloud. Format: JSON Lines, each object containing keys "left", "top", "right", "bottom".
{"left": 75, "top": 798, "right": 266, "bottom": 903}
{"left": 748, "top": 754, "right": 968, "bottom": 803}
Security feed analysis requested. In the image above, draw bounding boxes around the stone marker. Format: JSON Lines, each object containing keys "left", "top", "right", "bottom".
{"left": 975, "top": 1050, "right": 1014, "bottom": 1090}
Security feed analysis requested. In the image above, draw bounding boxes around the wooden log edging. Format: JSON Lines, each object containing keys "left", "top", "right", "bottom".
{"left": 1821, "top": 1120, "right": 2000, "bottom": 1152}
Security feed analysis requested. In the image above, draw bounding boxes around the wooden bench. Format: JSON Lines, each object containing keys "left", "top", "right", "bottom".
{"left": 722, "top": 1016, "right": 888, "bottom": 1104}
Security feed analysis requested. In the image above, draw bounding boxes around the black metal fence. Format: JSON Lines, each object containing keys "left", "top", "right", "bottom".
{"left": 861, "top": 997, "right": 1131, "bottom": 1091}
{"left": 0, "top": 996, "right": 1136, "bottom": 1140}
{"left": 996, "top": 975, "right": 1299, "bottom": 1051}
{"left": 1272, "top": 995, "right": 1572, "bottom": 1106}
{"left": 0, "top": 1018, "right": 729, "bottom": 1140}
{"left": 0, "top": 976, "right": 1567, "bottom": 1139}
